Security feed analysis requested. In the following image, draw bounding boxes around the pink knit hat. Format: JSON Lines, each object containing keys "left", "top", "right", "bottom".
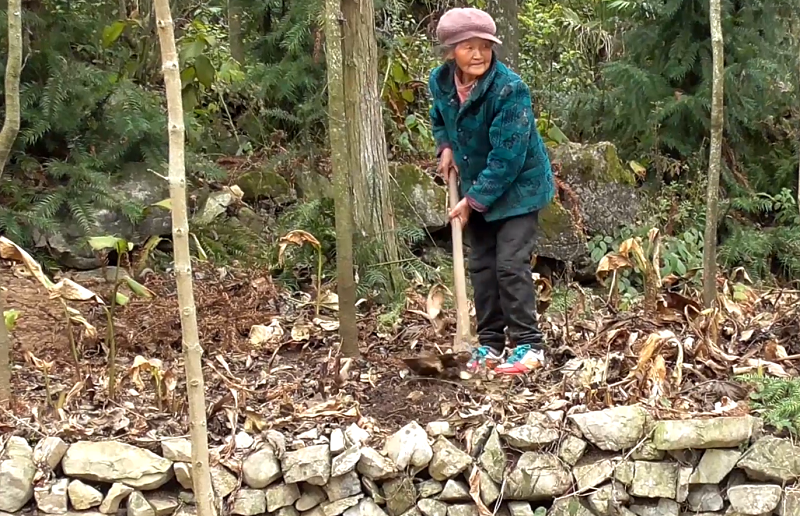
{"left": 436, "top": 8, "right": 502, "bottom": 46}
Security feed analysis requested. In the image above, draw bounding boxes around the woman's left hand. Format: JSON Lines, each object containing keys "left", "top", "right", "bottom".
{"left": 449, "top": 197, "right": 472, "bottom": 228}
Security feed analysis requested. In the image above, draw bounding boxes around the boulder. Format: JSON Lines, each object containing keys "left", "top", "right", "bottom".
{"left": 61, "top": 441, "right": 173, "bottom": 490}
{"left": 689, "top": 449, "right": 742, "bottom": 483}
{"left": 231, "top": 488, "right": 267, "bottom": 516}
{"left": 33, "top": 437, "right": 69, "bottom": 471}
{"left": 686, "top": 485, "right": 724, "bottom": 512}
{"left": 357, "top": 447, "right": 398, "bottom": 480}
{"left": 296, "top": 484, "right": 327, "bottom": 511}
{"left": 630, "top": 462, "right": 678, "bottom": 499}
{"left": 100, "top": 483, "right": 134, "bottom": 514}
{"left": 243, "top": 445, "right": 283, "bottom": 488}
{"left": 573, "top": 456, "right": 615, "bottom": 491}
{"left": 438, "top": 480, "right": 471, "bottom": 502}
{"left": 558, "top": 435, "right": 588, "bottom": 466}
{"left": 34, "top": 478, "right": 69, "bottom": 514}
{"left": 428, "top": 438, "right": 473, "bottom": 481}
{"left": 568, "top": 406, "right": 649, "bottom": 451}
{"left": 504, "top": 452, "right": 571, "bottom": 500}
{"left": 210, "top": 465, "right": 238, "bottom": 498}
{"left": 383, "top": 477, "right": 416, "bottom": 516}
{"left": 478, "top": 429, "right": 506, "bottom": 484}
{"left": 737, "top": 437, "right": 800, "bottom": 482}
{"left": 0, "top": 436, "right": 36, "bottom": 512}
{"left": 237, "top": 167, "right": 296, "bottom": 202}
{"left": 384, "top": 422, "right": 432, "bottom": 470}
{"left": 389, "top": 164, "right": 448, "bottom": 229}
{"left": 127, "top": 491, "right": 155, "bottom": 516}
{"left": 728, "top": 484, "right": 782, "bottom": 515}
{"left": 68, "top": 480, "right": 103, "bottom": 510}
{"left": 160, "top": 439, "right": 192, "bottom": 462}
{"left": 652, "top": 417, "right": 756, "bottom": 449}
{"left": 325, "top": 471, "right": 363, "bottom": 502}
{"left": 282, "top": 445, "right": 332, "bottom": 485}
{"left": 266, "top": 483, "right": 302, "bottom": 512}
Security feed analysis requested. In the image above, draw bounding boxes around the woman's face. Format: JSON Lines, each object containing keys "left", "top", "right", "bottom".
{"left": 453, "top": 37, "right": 494, "bottom": 78}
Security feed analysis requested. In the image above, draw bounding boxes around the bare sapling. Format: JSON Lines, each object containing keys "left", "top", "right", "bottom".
{"left": 152, "top": 0, "right": 216, "bottom": 513}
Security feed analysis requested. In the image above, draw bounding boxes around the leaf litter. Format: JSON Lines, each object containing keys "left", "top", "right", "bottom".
{"left": 1, "top": 236, "right": 800, "bottom": 445}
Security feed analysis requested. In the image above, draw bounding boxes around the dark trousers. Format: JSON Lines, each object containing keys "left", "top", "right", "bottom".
{"left": 466, "top": 210, "right": 544, "bottom": 353}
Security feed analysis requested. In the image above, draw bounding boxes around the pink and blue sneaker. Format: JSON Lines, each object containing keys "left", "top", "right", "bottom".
{"left": 494, "top": 344, "right": 545, "bottom": 375}
{"left": 466, "top": 345, "right": 504, "bottom": 373}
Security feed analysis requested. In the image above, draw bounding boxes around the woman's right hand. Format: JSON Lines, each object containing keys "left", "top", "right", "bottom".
{"left": 437, "top": 147, "right": 456, "bottom": 181}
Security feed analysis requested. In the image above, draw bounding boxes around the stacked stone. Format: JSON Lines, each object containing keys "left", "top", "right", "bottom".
{"left": 1, "top": 406, "right": 798, "bottom": 516}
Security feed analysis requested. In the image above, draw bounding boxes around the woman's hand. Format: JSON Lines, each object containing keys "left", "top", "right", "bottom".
{"left": 437, "top": 147, "right": 456, "bottom": 181}
{"left": 449, "top": 197, "right": 472, "bottom": 228}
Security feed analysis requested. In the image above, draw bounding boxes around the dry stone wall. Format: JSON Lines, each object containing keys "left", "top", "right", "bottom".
{"left": 1, "top": 406, "right": 799, "bottom": 516}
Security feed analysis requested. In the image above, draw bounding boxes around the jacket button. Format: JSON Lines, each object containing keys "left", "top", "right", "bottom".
{"left": 458, "top": 128, "right": 463, "bottom": 133}
{"left": 463, "top": 156, "right": 468, "bottom": 161}
{"left": 473, "top": 180, "right": 477, "bottom": 185}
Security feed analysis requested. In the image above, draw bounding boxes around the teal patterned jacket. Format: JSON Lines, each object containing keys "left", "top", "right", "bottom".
{"left": 428, "top": 55, "right": 555, "bottom": 222}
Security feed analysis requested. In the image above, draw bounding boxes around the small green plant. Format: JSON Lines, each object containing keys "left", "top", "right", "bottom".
{"left": 737, "top": 373, "right": 800, "bottom": 435}
{"left": 3, "top": 309, "right": 20, "bottom": 332}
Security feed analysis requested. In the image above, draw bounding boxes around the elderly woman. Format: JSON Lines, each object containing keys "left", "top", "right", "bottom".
{"left": 428, "top": 7, "right": 555, "bottom": 375}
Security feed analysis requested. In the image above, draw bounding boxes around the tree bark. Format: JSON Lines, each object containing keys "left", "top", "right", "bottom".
{"left": 0, "top": 0, "right": 23, "bottom": 179}
{"left": 702, "top": 0, "right": 724, "bottom": 308}
{"left": 228, "top": 0, "right": 245, "bottom": 63}
{"left": 341, "top": 0, "right": 402, "bottom": 293}
{"left": 152, "top": 0, "right": 216, "bottom": 514}
{"left": 487, "top": 0, "right": 519, "bottom": 69}
{"left": 0, "top": 288, "right": 11, "bottom": 405}
{"left": 325, "top": 0, "right": 360, "bottom": 357}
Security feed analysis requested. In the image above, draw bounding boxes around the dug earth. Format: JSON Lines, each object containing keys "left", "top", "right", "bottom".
{"left": 1, "top": 405, "right": 798, "bottom": 516}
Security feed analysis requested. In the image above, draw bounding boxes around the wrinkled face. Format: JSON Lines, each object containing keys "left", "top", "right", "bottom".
{"left": 452, "top": 37, "right": 494, "bottom": 79}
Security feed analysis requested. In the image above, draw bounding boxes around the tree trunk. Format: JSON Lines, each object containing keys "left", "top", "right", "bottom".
{"left": 152, "top": 1, "right": 216, "bottom": 514}
{"left": 341, "top": 0, "right": 402, "bottom": 293}
{"left": 325, "top": 0, "right": 359, "bottom": 357}
{"left": 0, "top": 0, "right": 23, "bottom": 178}
{"left": 702, "top": 0, "right": 724, "bottom": 308}
{"left": 0, "top": 288, "right": 11, "bottom": 405}
{"left": 229, "top": 0, "right": 245, "bottom": 63}
{"left": 487, "top": 0, "right": 519, "bottom": 69}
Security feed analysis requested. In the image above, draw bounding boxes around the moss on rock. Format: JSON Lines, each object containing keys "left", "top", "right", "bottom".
{"left": 538, "top": 198, "right": 579, "bottom": 240}
{"left": 548, "top": 142, "right": 635, "bottom": 186}
{"left": 389, "top": 163, "right": 447, "bottom": 229}
{"left": 237, "top": 168, "right": 295, "bottom": 202}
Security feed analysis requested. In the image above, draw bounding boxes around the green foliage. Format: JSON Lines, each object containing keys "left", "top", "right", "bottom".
{"left": 559, "top": 0, "right": 799, "bottom": 194}
{"left": 738, "top": 373, "right": 800, "bottom": 435}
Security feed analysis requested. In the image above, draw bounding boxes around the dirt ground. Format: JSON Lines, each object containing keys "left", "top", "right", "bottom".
{"left": 2, "top": 260, "right": 798, "bottom": 445}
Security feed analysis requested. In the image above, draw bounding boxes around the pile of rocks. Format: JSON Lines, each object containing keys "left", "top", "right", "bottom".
{"left": 1, "top": 405, "right": 798, "bottom": 516}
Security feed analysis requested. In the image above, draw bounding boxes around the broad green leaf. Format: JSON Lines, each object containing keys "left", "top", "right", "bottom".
{"left": 181, "top": 66, "right": 196, "bottom": 85}
{"left": 628, "top": 160, "right": 647, "bottom": 176}
{"left": 115, "top": 291, "right": 130, "bottom": 306}
{"left": 102, "top": 20, "right": 127, "bottom": 48}
{"left": 125, "top": 277, "right": 154, "bottom": 298}
{"left": 194, "top": 55, "right": 215, "bottom": 88}
{"left": 182, "top": 84, "right": 198, "bottom": 112}
{"left": 404, "top": 114, "right": 417, "bottom": 127}
{"left": 152, "top": 198, "right": 172, "bottom": 210}
{"left": 181, "top": 39, "right": 206, "bottom": 61}
{"left": 546, "top": 123, "right": 570, "bottom": 144}
{"left": 401, "top": 89, "right": 415, "bottom": 102}
{"left": 4, "top": 309, "right": 20, "bottom": 332}
{"left": 88, "top": 236, "right": 125, "bottom": 251}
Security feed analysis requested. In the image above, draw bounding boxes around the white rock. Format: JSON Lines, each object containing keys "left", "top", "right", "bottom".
{"left": 558, "top": 435, "right": 588, "bottom": 466}
{"left": 573, "top": 457, "right": 615, "bottom": 491}
{"left": 418, "top": 500, "right": 448, "bottom": 516}
{"left": 160, "top": 438, "right": 192, "bottom": 462}
{"left": 357, "top": 447, "right": 398, "bottom": 480}
{"left": 689, "top": 449, "right": 742, "bottom": 484}
{"left": 568, "top": 406, "right": 649, "bottom": 451}
{"left": 243, "top": 445, "right": 283, "bottom": 488}
{"left": 210, "top": 464, "right": 238, "bottom": 498}
{"left": 296, "top": 484, "right": 327, "bottom": 511}
{"left": 728, "top": 484, "right": 783, "bottom": 515}
{"left": 266, "top": 483, "right": 301, "bottom": 512}
{"left": 147, "top": 492, "right": 179, "bottom": 516}
{"left": 299, "top": 428, "right": 320, "bottom": 440}
{"left": 0, "top": 436, "right": 36, "bottom": 512}
{"left": 332, "top": 446, "right": 362, "bottom": 477}
{"left": 507, "top": 502, "right": 534, "bottom": 516}
{"left": 428, "top": 438, "right": 472, "bottom": 481}
{"left": 127, "top": 491, "right": 155, "bottom": 516}
{"left": 174, "top": 463, "right": 192, "bottom": 490}
{"left": 505, "top": 452, "right": 571, "bottom": 500}
{"left": 282, "top": 445, "right": 332, "bottom": 486}
{"left": 62, "top": 441, "right": 173, "bottom": 490}
{"left": 344, "top": 499, "right": 387, "bottom": 516}
{"left": 33, "top": 437, "right": 69, "bottom": 471}
{"left": 630, "top": 461, "right": 678, "bottom": 499}
{"left": 34, "top": 478, "right": 69, "bottom": 514}
{"left": 438, "top": 479, "right": 470, "bottom": 502}
{"left": 99, "top": 483, "right": 134, "bottom": 514}
{"left": 325, "top": 470, "right": 363, "bottom": 502}
{"left": 232, "top": 489, "right": 268, "bottom": 516}
{"left": 330, "top": 429, "right": 347, "bottom": 454}
{"left": 384, "top": 422, "right": 432, "bottom": 470}
{"left": 235, "top": 431, "right": 255, "bottom": 450}
{"left": 68, "top": 479, "right": 103, "bottom": 510}
{"left": 426, "top": 422, "right": 455, "bottom": 437}
{"left": 416, "top": 479, "right": 443, "bottom": 498}
{"left": 586, "top": 481, "right": 629, "bottom": 516}
{"left": 346, "top": 424, "right": 370, "bottom": 446}
{"left": 322, "top": 495, "right": 363, "bottom": 516}
{"left": 686, "top": 484, "right": 724, "bottom": 512}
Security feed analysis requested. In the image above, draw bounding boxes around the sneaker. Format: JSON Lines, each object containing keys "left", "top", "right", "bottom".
{"left": 494, "top": 344, "right": 545, "bottom": 375}
{"left": 466, "top": 346, "right": 504, "bottom": 373}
